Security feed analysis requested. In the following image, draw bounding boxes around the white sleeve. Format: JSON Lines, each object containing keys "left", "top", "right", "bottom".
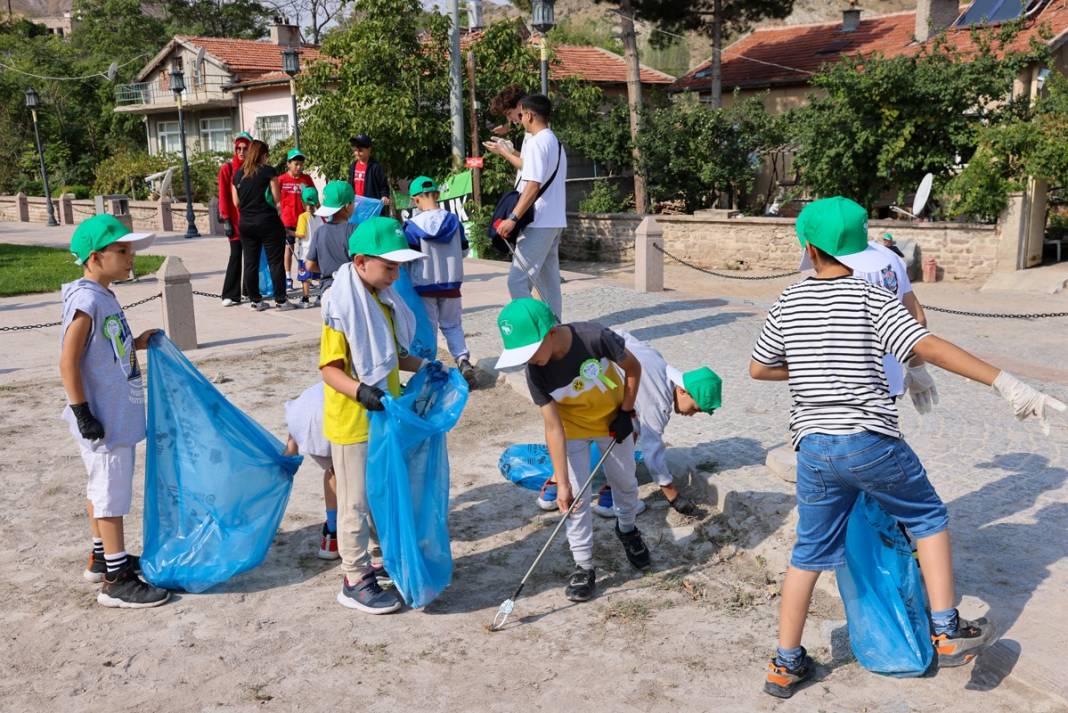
{"left": 894, "top": 254, "right": 913, "bottom": 295}
{"left": 520, "top": 133, "right": 549, "bottom": 184}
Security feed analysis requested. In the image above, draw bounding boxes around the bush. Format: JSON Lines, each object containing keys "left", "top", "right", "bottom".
{"left": 579, "top": 180, "right": 629, "bottom": 214}
{"left": 58, "top": 184, "right": 91, "bottom": 199}
{"left": 92, "top": 151, "right": 168, "bottom": 200}
{"left": 463, "top": 200, "right": 504, "bottom": 261}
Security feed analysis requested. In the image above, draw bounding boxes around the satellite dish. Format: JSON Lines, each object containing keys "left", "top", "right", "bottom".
{"left": 912, "top": 173, "right": 934, "bottom": 217}
{"left": 193, "top": 47, "right": 206, "bottom": 84}
{"left": 106, "top": 61, "right": 119, "bottom": 81}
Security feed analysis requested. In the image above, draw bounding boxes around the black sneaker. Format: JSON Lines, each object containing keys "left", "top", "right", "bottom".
{"left": 615, "top": 522, "right": 651, "bottom": 569}
{"left": 336, "top": 569, "right": 402, "bottom": 614}
{"left": 84, "top": 552, "right": 142, "bottom": 584}
{"left": 763, "top": 647, "right": 814, "bottom": 699}
{"left": 564, "top": 566, "right": 596, "bottom": 602}
{"left": 458, "top": 357, "right": 478, "bottom": 389}
{"left": 932, "top": 616, "right": 998, "bottom": 667}
{"left": 97, "top": 564, "right": 169, "bottom": 608}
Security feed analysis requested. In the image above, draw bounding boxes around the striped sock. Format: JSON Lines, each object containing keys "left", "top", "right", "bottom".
{"left": 104, "top": 550, "right": 128, "bottom": 574}
{"left": 92, "top": 538, "right": 104, "bottom": 557}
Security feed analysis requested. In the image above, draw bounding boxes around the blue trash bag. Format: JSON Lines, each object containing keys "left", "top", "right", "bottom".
{"left": 366, "top": 365, "right": 469, "bottom": 608}
{"left": 141, "top": 333, "right": 302, "bottom": 593}
{"left": 392, "top": 265, "right": 437, "bottom": 360}
{"left": 258, "top": 247, "right": 274, "bottom": 297}
{"left": 498, "top": 442, "right": 644, "bottom": 492}
{"left": 836, "top": 493, "right": 933, "bottom": 676}
{"left": 347, "top": 196, "right": 383, "bottom": 226}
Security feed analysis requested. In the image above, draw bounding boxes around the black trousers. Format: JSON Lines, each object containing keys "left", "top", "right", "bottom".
{"left": 221, "top": 238, "right": 243, "bottom": 302}
{"left": 240, "top": 216, "right": 287, "bottom": 304}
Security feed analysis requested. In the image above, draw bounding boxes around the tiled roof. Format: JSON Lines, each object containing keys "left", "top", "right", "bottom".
{"left": 672, "top": 0, "right": 1068, "bottom": 92}
{"left": 175, "top": 36, "right": 324, "bottom": 85}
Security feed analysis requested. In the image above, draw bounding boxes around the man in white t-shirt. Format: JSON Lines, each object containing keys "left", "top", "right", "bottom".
{"left": 493, "top": 94, "right": 568, "bottom": 319}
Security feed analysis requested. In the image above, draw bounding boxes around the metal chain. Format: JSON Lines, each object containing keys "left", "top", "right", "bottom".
{"left": 653, "top": 243, "right": 1068, "bottom": 320}
{"left": 192, "top": 289, "right": 224, "bottom": 300}
{"left": 0, "top": 293, "right": 162, "bottom": 333}
{"left": 653, "top": 243, "right": 802, "bottom": 280}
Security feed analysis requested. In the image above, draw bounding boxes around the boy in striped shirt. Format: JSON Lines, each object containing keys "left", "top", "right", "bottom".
{"left": 750, "top": 197, "right": 1065, "bottom": 698}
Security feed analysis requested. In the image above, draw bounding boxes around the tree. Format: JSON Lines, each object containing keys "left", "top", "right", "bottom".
{"left": 792, "top": 24, "right": 1045, "bottom": 212}
{"left": 164, "top": 0, "right": 273, "bottom": 39}
{"left": 266, "top": 0, "right": 353, "bottom": 44}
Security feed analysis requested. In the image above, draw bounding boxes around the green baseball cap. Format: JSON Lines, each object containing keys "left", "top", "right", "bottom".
{"left": 668, "top": 366, "right": 722, "bottom": 413}
{"left": 409, "top": 175, "right": 439, "bottom": 197}
{"left": 348, "top": 216, "right": 426, "bottom": 262}
{"left": 315, "top": 180, "right": 355, "bottom": 218}
{"left": 287, "top": 148, "right": 306, "bottom": 162}
{"left": 301, "top": 185, "right": 319, "bottom": 206}
{"left": 70, "top": 214, "right": 154, "bottom": 266}
{"left": 797, "top": 196, "right": 883, "bottom": 272}
{"left": 495, "top": 298, "right": 558, "bottom": 370}
{"left": 234, "top": 131, "right": 253, "bottom": 145}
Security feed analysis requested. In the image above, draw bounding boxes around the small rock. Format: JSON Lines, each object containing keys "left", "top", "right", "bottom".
{"left": 212, "top": 373, "right": 232, "bottom": 384}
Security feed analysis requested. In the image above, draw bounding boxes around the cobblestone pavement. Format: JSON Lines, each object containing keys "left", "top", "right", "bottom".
{"left": 461, "top": 278, "right": 1068, "bottom": 703}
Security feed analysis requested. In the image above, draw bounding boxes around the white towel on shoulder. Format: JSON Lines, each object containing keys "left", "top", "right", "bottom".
{"left": 322, "top": 262, "right": 416, "bottom": 387}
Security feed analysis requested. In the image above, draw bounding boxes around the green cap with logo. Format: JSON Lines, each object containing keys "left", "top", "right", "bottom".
{"left": 301, "top": 185, "right": 319, "bottom": 206}
{"left": 495, "top": 298, "right": 558, "bottom": 369}
{"left": 315, "top": 180, "right": 355, "bottom": 218}
{"left": 409, "top": 175, "right": 439, "bottom": 197}
{"left": 287, "top": 148, "right": 306, "bottom": 162}
{"left": 797, "top": 196, "right": 884, "bottom": 272}
{"left": 70, "top": 214, "right": 155, "bottom": 266}
{"left": 348, "top": 216, "right": 426, "bottom": 262}
{"left": 234, "top": 131, "right": 253, "bottom": 146}
{"left": 667, "top": 366, "right": 722, "bottom": 413}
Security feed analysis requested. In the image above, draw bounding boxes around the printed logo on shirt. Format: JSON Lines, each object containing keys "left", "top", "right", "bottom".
{"left": 550, "top": 358, "right": 618, "bottom": 401}
{"left": 101, "top": 312, "right": 142, "bottom": 387}
{"left": 880, "top": 265, "right": 898, "bottom": 295}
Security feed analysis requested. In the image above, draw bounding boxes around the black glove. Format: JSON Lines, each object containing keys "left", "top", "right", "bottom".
{"left": 222, "top": 219, "right": 234, "bottom": 238}
{"left": 609, "top": 408, "right": 635, "bottom": 444}
{"left": 71, "top": 402, "right": 105, "bottom": 441}
{"left": 356, "top": 383, "right": 386, "bottom": 411}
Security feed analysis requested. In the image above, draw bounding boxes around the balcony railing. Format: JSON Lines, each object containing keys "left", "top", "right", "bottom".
{"left": 114, "top": 76, "right": 231, "bottom": 106}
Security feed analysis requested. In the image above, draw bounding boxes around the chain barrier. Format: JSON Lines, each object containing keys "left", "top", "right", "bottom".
{"left": 0, "top": 292, "right": 162, "bottom": 333}
{"left": 192, "top": 289, "right": 224, "bottom": 300}
{"left": 654, "top": 243, "right": 1068, "bottom": 320}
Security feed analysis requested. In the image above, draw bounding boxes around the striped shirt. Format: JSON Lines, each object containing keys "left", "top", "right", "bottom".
{"left": 752, "top": 276, "right": 929, "bottom": 448}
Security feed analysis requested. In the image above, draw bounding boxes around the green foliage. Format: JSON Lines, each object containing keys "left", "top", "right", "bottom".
{"left": 0, "top": 243, "right": 165, "bottom": 297}
{"left": 463, "top": 201, "right": 501, "bottom": 260}
{"left": 635, "top": 97, "right": 783, "bottom": 212}
{"left": 623, "top": 0, "right": 795, "bottom": 48}
{"left": 92, "top": 151, "right": 169, "bottom": 199}
{"left": 162, "top": 0, "right": 272, "bottom": 39}
{"left": 560, "top": 100, "right": 633, "bottom": 176}
{"left": 793, "top": 23, "right": 1046, "bottom": 211}
{"left": 579, "top": 180, "right": 629, "bottom": 213}
{"left": 548, "top": 16, "right": 623, "bottom": 55}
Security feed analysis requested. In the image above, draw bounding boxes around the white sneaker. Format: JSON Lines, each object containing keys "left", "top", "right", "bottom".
{"left": 221, "top": 298, "right": 239, "bottom": 307}
{"left": 276, "top": 300, "right": 297, "bottom": 312}
{"left": 250, "top": 301, "right": 270, "bottom": 312}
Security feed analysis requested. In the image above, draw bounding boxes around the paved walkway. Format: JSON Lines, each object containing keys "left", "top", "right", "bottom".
{"left": 3, "top": 220, "right": 1068, "bottom": 703}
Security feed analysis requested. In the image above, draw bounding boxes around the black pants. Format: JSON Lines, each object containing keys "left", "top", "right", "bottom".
{"left": 221, "top": 238, "right": 243, "bottom": 302}
{"left": 240, "top": 216, "right": 287, "bottom": 304}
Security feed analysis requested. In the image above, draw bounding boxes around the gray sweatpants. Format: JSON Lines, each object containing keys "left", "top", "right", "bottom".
{"left": 507, "top": 226, "right": 563, "bottom": 319}
{"left": 564, "top": 436, "right": 639, "bottom": 567}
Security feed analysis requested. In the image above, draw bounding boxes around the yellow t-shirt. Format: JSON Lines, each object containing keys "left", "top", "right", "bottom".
{"left": 318, "top": 296, "right": 402, "bottom": 444}
{"left": 295, "top": 211, "right": 311, "bottom": 239}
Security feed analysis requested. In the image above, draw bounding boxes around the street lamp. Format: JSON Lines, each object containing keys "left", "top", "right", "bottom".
{"left": 169, "top": 65, "right": 199, "bottom": 238}
{"left": 532, "top": 0, "right": 555, "bottom": 96}
{"left": 24, "top": 88, "right": 59, "bottom": 227}
{"left": 282, "top": 46, "right": 301, "bottom": 148}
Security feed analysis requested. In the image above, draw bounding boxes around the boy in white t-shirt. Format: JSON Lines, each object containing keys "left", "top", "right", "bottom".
{"left": 284, "top": 382, "right": 339, "bottom": 559}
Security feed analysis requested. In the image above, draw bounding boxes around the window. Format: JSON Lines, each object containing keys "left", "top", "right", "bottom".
{"left": 157, "top": 121, "right": 182, "bottom": 154}
{"left": 199, "top": 116, "right": 233, "bottom": 152}
{"left": 254, "top": 114, "right": 291, "bottom": 146}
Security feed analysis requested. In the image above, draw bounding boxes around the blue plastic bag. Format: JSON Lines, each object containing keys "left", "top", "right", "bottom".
{"left": 392, "top": 265, "right": 437, "bottom": 360}
{"left": 258, "top": 247, "right": 274, "bottom": 296}
{"left": 141, "top": 333, "right": 302, "bottom": 593}
{"left": 366, "top": 366, "right": 469, "bottom": 608}
{"left": 498, "top": 442, "right": 644, "bottom": 492}
{"left": 836, "top": 493, "right": 932, "bottom": 676}
{"left": 347, "top": 195, "right": 383, "bottom": 226}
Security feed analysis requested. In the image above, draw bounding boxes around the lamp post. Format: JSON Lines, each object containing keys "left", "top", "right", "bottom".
{"left": 24, "top": 88, "right": 59, "bottom": 227}
{"left": 282, "top": 46, "right": 301, "bottom": 148}
{"left": 169, "top": 66, "right": 199, "bottom": 238}
{"left": 532, "top": 0, "right": 555, "bottom": 97}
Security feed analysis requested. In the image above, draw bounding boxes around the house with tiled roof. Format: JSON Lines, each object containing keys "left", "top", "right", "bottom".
{"left": 114, "top": 22, "right": 320, "bottom": 155}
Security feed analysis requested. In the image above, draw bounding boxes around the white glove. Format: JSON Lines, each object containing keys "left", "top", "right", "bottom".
{"left": 906, "top": 365, "right": 939, "bottom": 415}
{"left": 992, "top": 371, "right": 1067, "bottom": 436}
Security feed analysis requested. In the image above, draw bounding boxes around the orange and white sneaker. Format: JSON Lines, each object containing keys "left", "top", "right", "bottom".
{"left": 318, "top": 523, "right": 340, "bottom": 560}
{"left": 932, "top": 617, "right": 998, "bottom": 667}
{"left": 763, "top": 647, "right": 813, "bottom": 699}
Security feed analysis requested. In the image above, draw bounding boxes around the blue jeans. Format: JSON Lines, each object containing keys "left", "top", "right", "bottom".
{"left": 792, "top": 431, "right": 948, "bottom": 571}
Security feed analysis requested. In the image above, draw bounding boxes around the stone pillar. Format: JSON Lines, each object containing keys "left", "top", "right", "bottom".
{"left": 994, "top": 192, "right": 1028, "bottom": 272}
{"left": 16, "top": 192, "right": 29, "bottom": 222}
{"left": 208, "top": 197, "right": 222, "bottom": 236}
{"left": 634, "top": 215, "right": 663, "bottom": 293}
{"left": 157, "top": 197, "right": 174, "bottom": 232}
{"left": 157, "top": 256, "right": 198, "bottom": 351}
{"left": 59, "top": 193, "right": 75, "bottom": 225}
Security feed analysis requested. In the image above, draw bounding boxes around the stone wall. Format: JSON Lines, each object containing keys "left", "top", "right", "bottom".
{"left": 0, "top": 194, "right": 217, "bottom": 235}
{"left": 563, "top": 212, "right": 1003, "bottom": 282}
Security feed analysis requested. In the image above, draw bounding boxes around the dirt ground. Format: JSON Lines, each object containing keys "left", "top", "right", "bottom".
{"left": 1, "top": 343, "right": 1063, "bottom": 713}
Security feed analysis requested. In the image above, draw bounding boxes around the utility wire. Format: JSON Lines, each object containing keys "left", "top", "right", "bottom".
{"left": 0, "top": 52, "right": 150, "bottom": 82}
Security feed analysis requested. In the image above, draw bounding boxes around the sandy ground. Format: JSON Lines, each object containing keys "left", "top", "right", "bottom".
{"left": 1, "top": 341, "right": 1064, "bottom": 713}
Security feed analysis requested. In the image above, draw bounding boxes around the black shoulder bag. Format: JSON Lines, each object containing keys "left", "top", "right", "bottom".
{"left": 488, "top": 141, "right": 562, "bottom": 254}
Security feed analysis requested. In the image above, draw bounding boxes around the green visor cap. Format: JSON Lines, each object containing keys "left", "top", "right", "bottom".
{"left": 348, "top": 216, "right": 426, "bottom": 262}
{"left": 682, "top": 367, "right": 722, "bottom": 413}
{"left": 409, "top": 175, "right": 438, "bottom": 197}
{"left": 315, "top": 180, "right": 355, "bottom": 218}
{"left": 287, "top": 148, "right": 306, "bottom": 162}
{"left": 495, "top": 298, "right": 558, "bottom": 369}
{"left": 796, "top": 196, "right": 886, "bottom": 273}
{"left": 301, "top": 185, "right": 319, "bottom": 206}
{"left": 70, "top": 214, "right": 155, "bottom": 265}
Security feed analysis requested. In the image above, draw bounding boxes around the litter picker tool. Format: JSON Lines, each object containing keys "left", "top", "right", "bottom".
{"left": 490, "top": 438, "right": 617, "bottom": 631}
